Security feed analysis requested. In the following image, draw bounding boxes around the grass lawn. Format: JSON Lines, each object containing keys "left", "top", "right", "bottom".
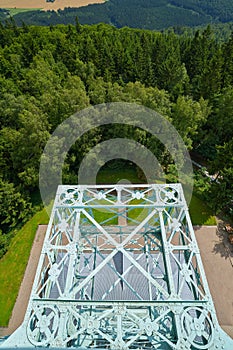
{"left": 96, "top": 166, "right": 143, "bottom": 184}
{"left": 0, "top": 207, "right": 49, "bottom": 327}
{"left": 82, "top": 207, "right": 118, "bottom": 225}
{"left": 7, "top": 8, "right": 41, "bottom": 16}
{"left": 127, "top": 195, "right": 216, "bottom": 226}
{"left": 189, "top": 195, "right": 216, "bottom": 225}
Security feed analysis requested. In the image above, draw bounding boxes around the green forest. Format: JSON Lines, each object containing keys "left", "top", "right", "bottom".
{"left": 0, "top": 21, "right": 232, "bottom": 259}
{"left": 2, "top": 0, "right": 233, "bottom": 29}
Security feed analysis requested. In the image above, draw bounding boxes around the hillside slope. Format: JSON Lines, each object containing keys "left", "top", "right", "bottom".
{"left": 7, "top": 0, "right": 233, "bottom": 29}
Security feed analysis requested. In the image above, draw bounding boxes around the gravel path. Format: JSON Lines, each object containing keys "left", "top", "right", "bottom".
{"left": 1, "top": 223, "right": 232, "bottom": 339}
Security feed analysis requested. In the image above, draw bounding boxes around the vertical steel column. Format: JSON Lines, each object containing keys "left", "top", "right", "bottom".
{"left": 159, "top": 209, "right": 182, "bottom": 341}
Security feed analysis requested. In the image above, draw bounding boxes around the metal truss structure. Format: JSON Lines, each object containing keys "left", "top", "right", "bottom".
{"left": 1, "top": 184, "right": 233, "bottom": 349}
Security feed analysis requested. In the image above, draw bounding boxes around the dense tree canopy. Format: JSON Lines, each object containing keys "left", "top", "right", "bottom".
{"left": 2, "top": 0, "right": 233, "bottom": 30}
{"left": 0, "top": 22, "right": 232, "bottom": 257}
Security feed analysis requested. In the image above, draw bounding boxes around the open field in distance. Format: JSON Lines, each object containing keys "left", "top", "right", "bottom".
{"left": 0, "top": 0, "right": 105, "bottom": 11}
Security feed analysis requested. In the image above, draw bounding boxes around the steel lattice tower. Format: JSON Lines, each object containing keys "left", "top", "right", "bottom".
{"left": 1, "top": 184, "right": 233, "bottom": 349}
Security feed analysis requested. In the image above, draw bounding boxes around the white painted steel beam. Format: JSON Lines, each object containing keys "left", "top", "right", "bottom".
{"left": 1, "top": 184, "right": 233, "bottom": 350}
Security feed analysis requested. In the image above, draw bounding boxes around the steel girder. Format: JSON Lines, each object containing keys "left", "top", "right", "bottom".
{"left": 1, "top": 184, "right": 233, "bottom": 349}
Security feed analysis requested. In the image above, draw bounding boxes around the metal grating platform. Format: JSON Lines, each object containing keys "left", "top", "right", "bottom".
{"left": 1, "top": 184, "right": 233, "bottom": 349}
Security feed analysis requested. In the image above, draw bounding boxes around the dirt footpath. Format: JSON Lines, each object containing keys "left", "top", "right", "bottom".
{"left": 1, "top": 224, "right": 232, "bottom": 339}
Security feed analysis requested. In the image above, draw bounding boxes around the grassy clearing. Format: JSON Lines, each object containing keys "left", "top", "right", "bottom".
{"left": 7, "top": 8, "right": 41, "bottom": 16}
{"left": 189, "top": 195, "right": 216, "bottom": 225}
{"left": 127, "top": 195, "right": 216, "bottom": 226}
{"left": 81, "top": 207, "right": 118, "bottom": 225}
{"left": 0, "top": 207, "right": 49, "bottom": 326}
{"left": 96, "top": 165, "right": 144, "bottom": 184}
